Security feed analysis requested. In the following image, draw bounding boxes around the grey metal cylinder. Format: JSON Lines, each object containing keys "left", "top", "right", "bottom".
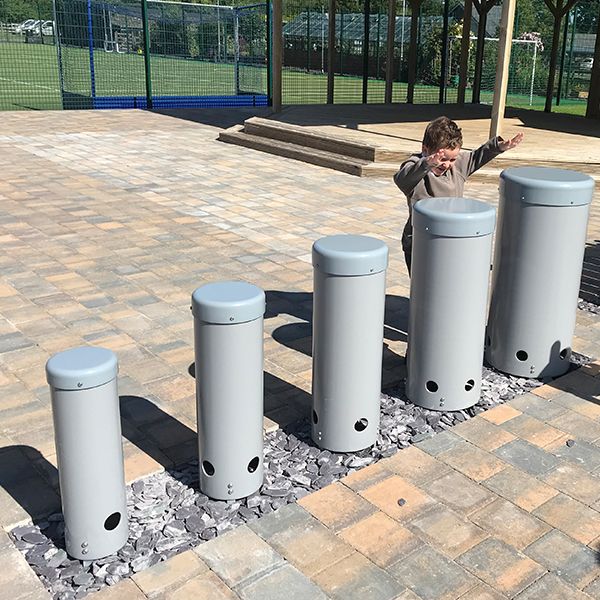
{"left": 312, "top": 235, "right": 388, "bottom": 452}
{"left": 46, "top": 346, "right": 128, "bottom": 561}
{"left": 486, "top": 167, "right": 594, "bottom": 378}
{"left": 192, "top": 281, "right": 265, "bottom": 500}
{"left": 407, "top": 198, "right": 496, "bottom": 411}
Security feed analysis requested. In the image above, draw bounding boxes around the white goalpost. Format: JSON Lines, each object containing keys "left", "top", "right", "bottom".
{"left": 450, "top": 36, "right": 540, "bottom": 105}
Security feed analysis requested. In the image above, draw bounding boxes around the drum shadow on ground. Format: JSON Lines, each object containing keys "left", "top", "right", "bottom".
{"left": 119, "top": 395, "right": 197, "bottom": 480}
{"left": 0, "top": 444, "right": 63, "bottom": 546}
{"left": 265, "top": 289, "right": 408, "bottom": 370}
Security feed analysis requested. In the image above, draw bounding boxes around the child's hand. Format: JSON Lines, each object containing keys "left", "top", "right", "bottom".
{"left": 424, "top": 148, "right": 446, "bottom": 168}
{"left": 498, "top": 132, "right": 524, "bottom": 151}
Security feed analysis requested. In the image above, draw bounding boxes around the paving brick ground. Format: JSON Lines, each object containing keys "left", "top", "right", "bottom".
{"left": 1, "top": 107, "right": 600, "bottom": 599}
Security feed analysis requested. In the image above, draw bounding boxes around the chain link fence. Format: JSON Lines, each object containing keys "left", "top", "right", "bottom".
{"left": 0, "top": 0, "right": 268, "bottom": 109}
{"left": 0, "top": 0, "right": 597, "bottom": 113}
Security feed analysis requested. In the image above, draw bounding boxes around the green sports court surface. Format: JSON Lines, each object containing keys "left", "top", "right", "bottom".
{"left": 0, "top": 37, "right": 589, "bottom": 115}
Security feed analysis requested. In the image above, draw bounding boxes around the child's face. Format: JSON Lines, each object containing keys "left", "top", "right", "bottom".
{"left": 424, "top": 145, "right": 461, "bottom": 176}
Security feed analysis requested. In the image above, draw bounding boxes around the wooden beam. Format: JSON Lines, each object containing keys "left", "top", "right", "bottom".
{"left": 385, "top": 0, "right": 397, "bottom": 103}
{"left": 490, "top": 0, "right": 516, "bottom": 138}
{"left": 272, "top": 0, "right": 282, "bottom": 112}
{"left": 327, "top": 0, "right": 335, "bottom": 104}
{"left": 458, "top": 0, "right": 472, "bottom": 105}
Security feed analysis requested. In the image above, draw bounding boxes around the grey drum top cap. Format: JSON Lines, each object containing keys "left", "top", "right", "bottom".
{"left": 501, "top": 167, "right": 595, "bottom": 207}
{"left": 46, "top": 346, "right": 118, "bottom": 391}
{"left": 312, "top": 234, "right": 389, "bottom": 276}
{"left": 192, "top": 281, "right": 265, "bottom": 324}
{"left": 413, "top": 197, "right": 496, "bottom": 238}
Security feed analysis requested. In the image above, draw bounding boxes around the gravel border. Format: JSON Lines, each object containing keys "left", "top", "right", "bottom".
{"left": 11, "top": 355, "right": 590, "bottom": 599}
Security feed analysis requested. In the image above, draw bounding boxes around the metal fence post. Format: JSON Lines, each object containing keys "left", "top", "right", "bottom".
{"left": 141, "top": 0, "right": 153, "bottom": 109}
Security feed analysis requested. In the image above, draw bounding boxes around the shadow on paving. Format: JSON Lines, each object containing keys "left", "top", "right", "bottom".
{"left": 265, "top": 289, "right": 408, "bottom": 378}
{"left": 273, "top": 103, "right": 600, "bottom": 140}
{"left": 151, "top": 106, "right": 273, "bottom": 129}
{"left": 119, "top": 395, "right": 197, "bottom": 478}
{"left": 0, "top": 445, "right": 64, "bottom": 547}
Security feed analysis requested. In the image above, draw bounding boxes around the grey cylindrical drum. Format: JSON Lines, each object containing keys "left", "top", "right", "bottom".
{"left": 408, "top": 198, "right": 496, "bottom": 411}
{"left": 46, "top": 347, "right": 128, "bottom": 560}
{"left": 192, "top": 281, "right": 265, "bottom": 500}
{"left": 486, "top": 167, "right": 594, "bottom": 378}
{"left": 312, "top": 235, "right": 388, "bottom": 452}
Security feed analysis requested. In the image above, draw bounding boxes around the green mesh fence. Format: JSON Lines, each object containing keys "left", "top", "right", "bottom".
{"left": 47, "top": 0, "right": 268, "bottom": 108}
{"left": 0, "top": 0, "right": 62, "bottom": 109}
{"left": 0, "top": 0, "right": 597, "bottom": 113}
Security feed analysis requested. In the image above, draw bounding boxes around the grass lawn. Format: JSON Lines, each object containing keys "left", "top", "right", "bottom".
{"left": 0, "top": 36, "right": 590, "bottom": 117}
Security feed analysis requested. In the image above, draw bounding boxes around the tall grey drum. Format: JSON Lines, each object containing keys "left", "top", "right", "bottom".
{"left": 408, "top": 198, "right": 496, "bottom": 411}
{"left": 192, "top": 281, "right": 265, "bottom": 500}
{"left": 311, "top": 235, "right": 388, "bottom": 452}
{"left": 486, "top": 167, "right": 594, "bottom": 378}
{"left": 46, "top": 346, "right": 128, "bottom": 560}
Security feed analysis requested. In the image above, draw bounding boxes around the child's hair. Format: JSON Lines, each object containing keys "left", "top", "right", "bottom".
{"left": 422, "top": 116, "right": 463, "bottom": 151}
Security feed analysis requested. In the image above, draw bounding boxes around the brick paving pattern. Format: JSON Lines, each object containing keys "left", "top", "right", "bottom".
{"left": 1, "top": 107, "right": 600, "bottom": 598}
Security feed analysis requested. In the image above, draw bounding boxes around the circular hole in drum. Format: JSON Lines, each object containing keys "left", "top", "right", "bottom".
{"left": 516, "top": 350, "right": 528, "bottom": 362}
{"left": 426, "top": 380, "right": 438, "bottom": 393}
{"left": 560, "top": 348, "right": 569, "bottom": 360}
{"left": 104, "top": 512, "right": 121, "bottom": 531}
{"left": 312, "top": 410, "right": 318, "bottom": 424}
{"left": 465, "top": 379, "right": 475, "bottom": 391}
{"left": 247, "top": 456, "right": 260, "bottom": 473}
{"left": 202, "top": 460, "right": 215, "bottom": 477}
{"left": 354, "top": 418, "right": 368, "bottom": 432}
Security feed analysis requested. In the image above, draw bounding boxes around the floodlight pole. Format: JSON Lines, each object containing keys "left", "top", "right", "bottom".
{"left": 489, "top": 0, "right": 516, "bottom": 138}
{"left": 141, "top": 0, "right": 153, "bottom": 109}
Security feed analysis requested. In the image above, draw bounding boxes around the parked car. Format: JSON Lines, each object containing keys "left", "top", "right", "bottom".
{"left": 580, "top": 57, "right": 594, "bottom": 71}
{"left": 14, "top": 19, "right": 37, "bottom": 34}
{"left": 41, "top": 20, "right": 54, "bottom": 36}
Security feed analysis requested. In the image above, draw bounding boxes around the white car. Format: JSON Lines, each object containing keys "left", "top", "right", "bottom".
{"left": 14, "top": 19, "right": 37, "bottom": 34}
{"left": 22, "top": 19, "right": 42, "bottom": 34}
{"left": 580, "top": 57, "right": 594, "bottom": 71}
{"left": 41, "top": 20, "right": 54, "bottom": 36}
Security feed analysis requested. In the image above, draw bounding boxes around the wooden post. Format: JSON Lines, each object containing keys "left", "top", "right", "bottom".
{"left": 407, "top": 0, "right": 420, "bottom": 103}
{"left": 272, "top": 0, "right": 282, "bottom": 112}
{"left": 385, "top": 0, "right": 397, "bottom": 103}
{"left": 472, "top": 3, "right": 486, "bottom": 103}
{"left": 543, "top": 0, "right": 578, "bottom": 113}
{"left": 489, "top": 0, "right": 516, "bottom": 138}
{"left": 439, "top": 0, "right": 450, "bottom": 104}
{"left": 457, "top": 0, "right": 472, "bottom": 105}
{"left": 586, "top": 15, "right": 600, "bottom": 119}
{"left": 327, "top": 0, "right": 335, "bottom": 103}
